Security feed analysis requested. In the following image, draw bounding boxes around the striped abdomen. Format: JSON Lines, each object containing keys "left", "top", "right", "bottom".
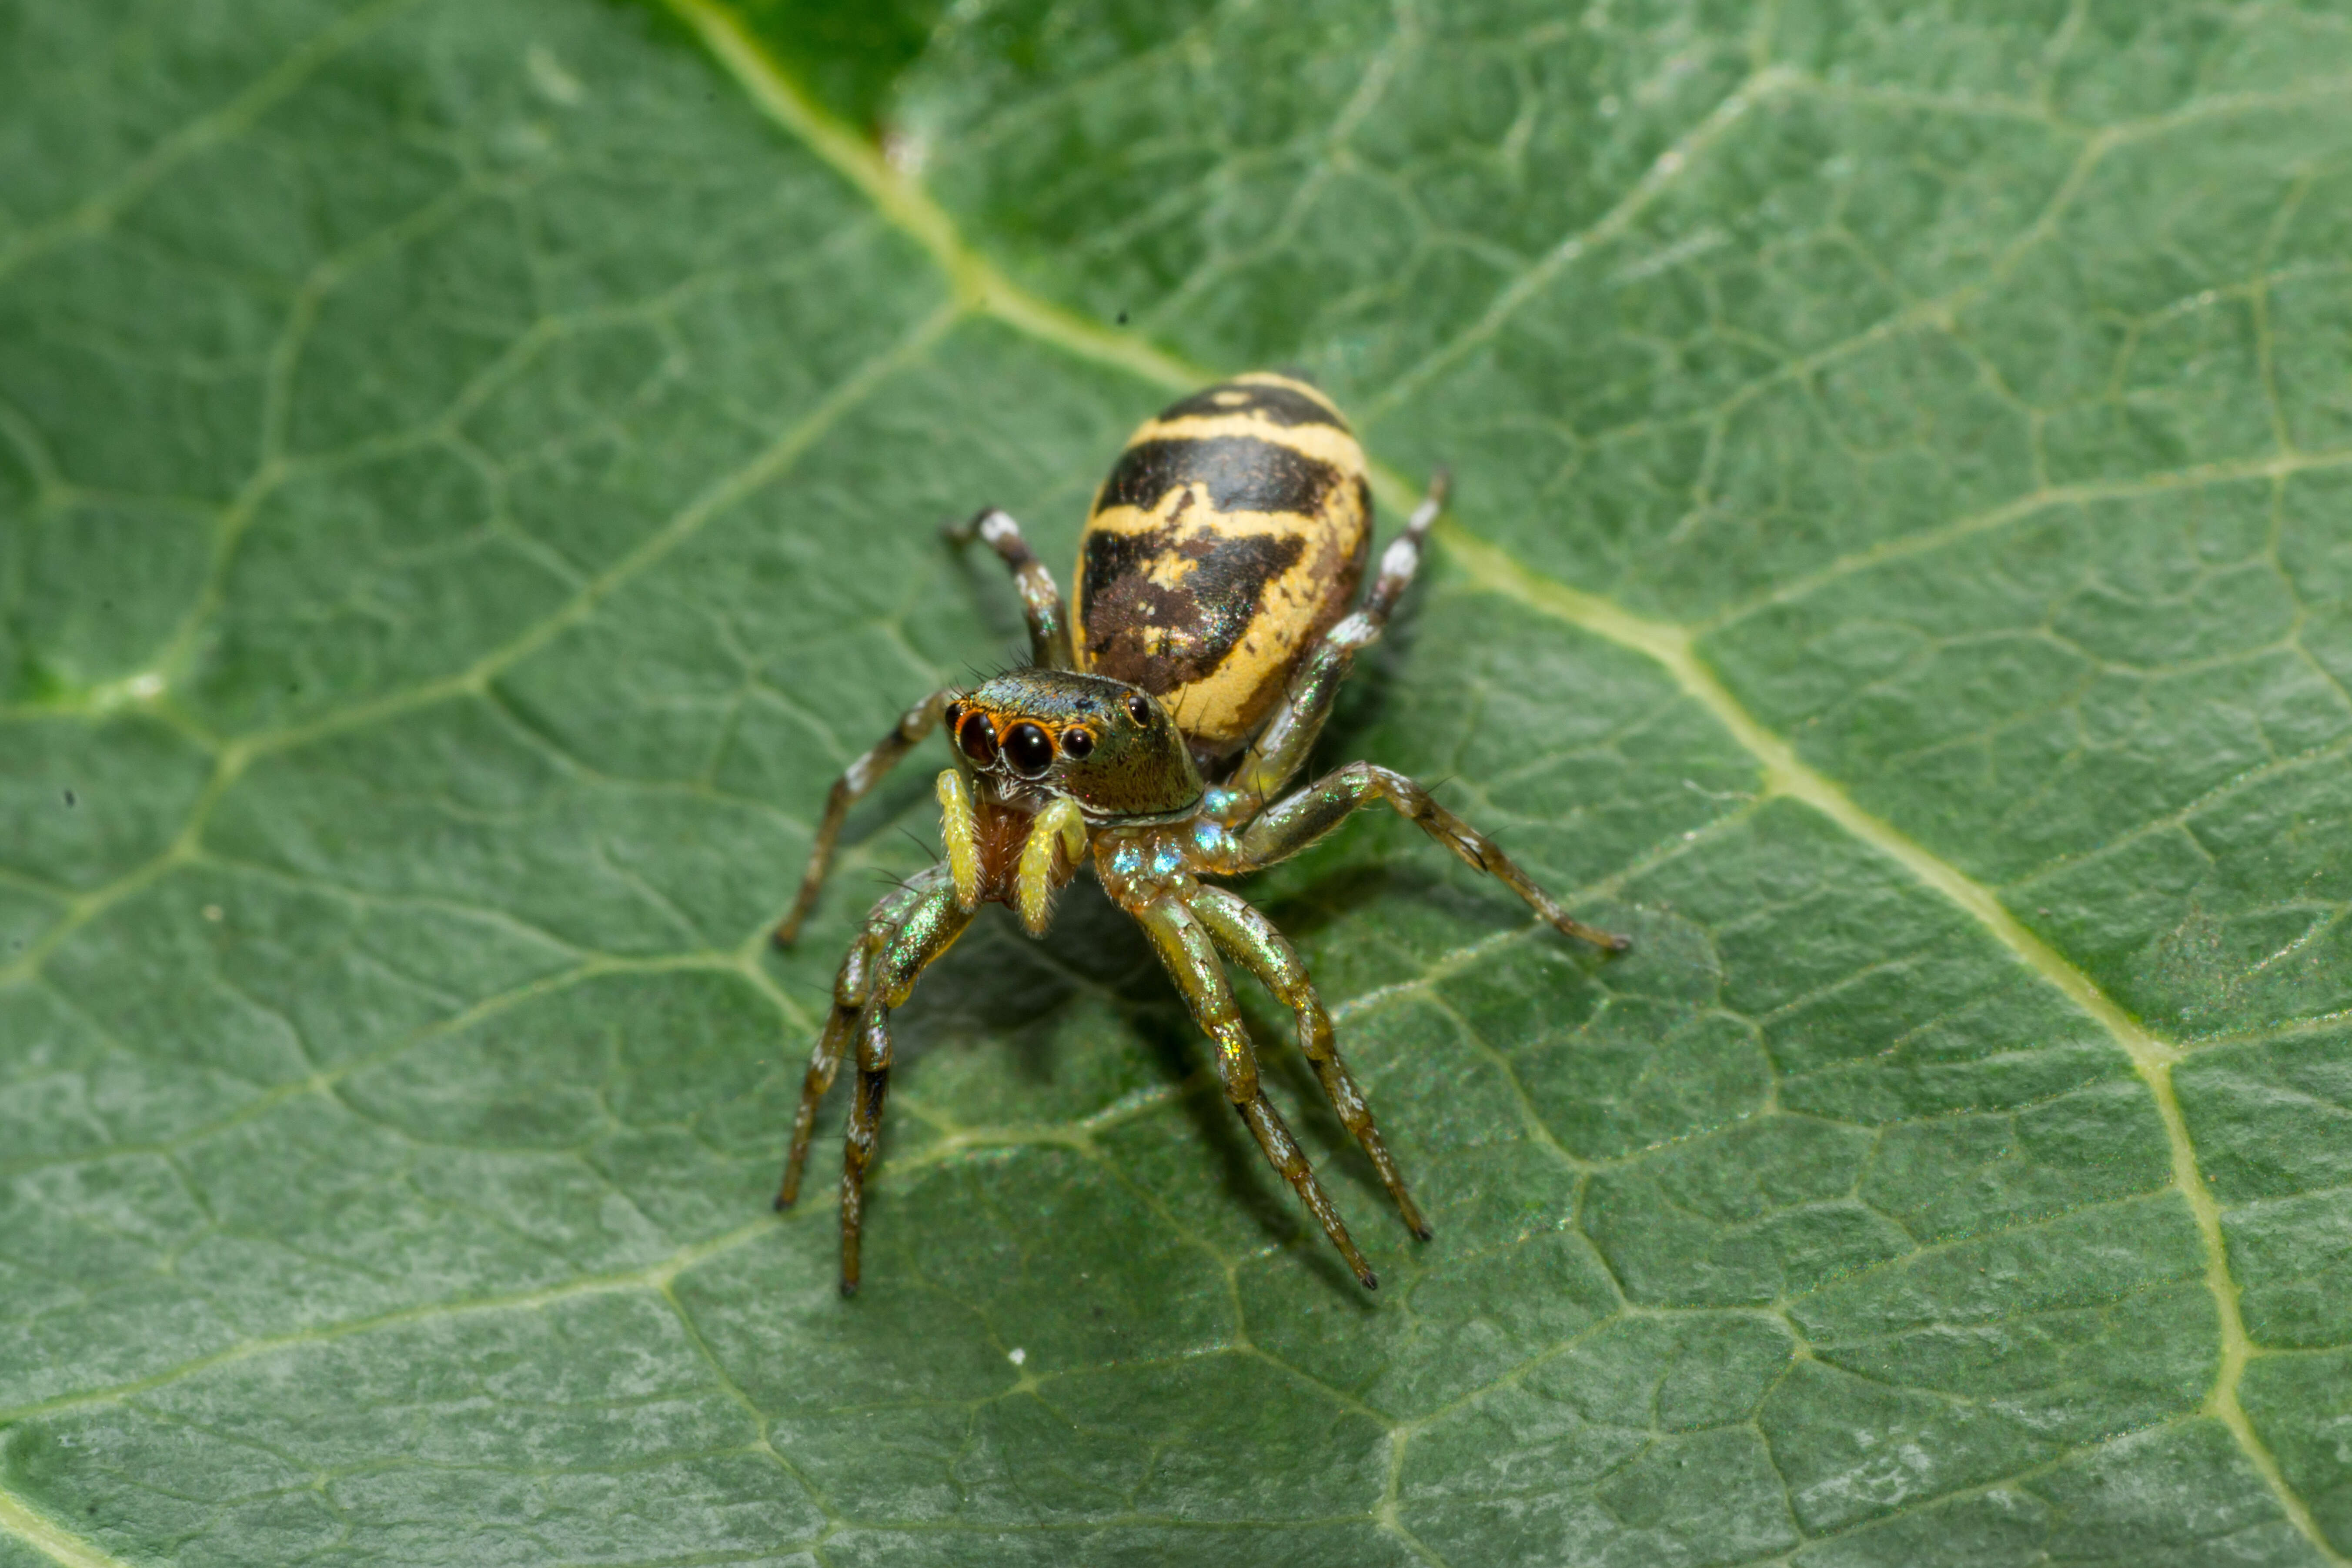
{"left": 1071, "top": 373, "right": 1371, "bottom": 756}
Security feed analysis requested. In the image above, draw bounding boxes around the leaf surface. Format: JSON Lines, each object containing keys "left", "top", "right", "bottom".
{"left": 3, "top": 1, "right": 2350, "bottom": 1564}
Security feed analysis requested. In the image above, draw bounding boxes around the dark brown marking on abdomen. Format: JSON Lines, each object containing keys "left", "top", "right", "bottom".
{"left": 1151, "top": 380, "right": 1351, "bottom": 431}
{"left": 1095, "top": 435, "right": 1341, "bottom": 519}
{"left": 1079, "top": 528, "right": 1308, "bottom": 695}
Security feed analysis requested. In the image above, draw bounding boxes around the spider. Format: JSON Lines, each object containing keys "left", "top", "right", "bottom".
{"left": 775, "top": 372, "right": 1628, "bottom": 1294}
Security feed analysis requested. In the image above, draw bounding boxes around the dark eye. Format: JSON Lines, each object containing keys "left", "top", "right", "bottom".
{"left": 1125, "top": 695, "right": 1153, "bottom": 725}
{"left": 1061, "top": 726, "right": 1094, "bottom": 760}
{"left": 1003, "top": 722, "right": 1054, "bottom": 777}
{"left": 957, "top": 711, "right": 997, "bottom": 765}
{"left": 942, "top": 700, "right": 962, "bottom": 732}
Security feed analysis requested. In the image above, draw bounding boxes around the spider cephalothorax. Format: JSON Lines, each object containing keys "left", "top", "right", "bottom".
{"left": 945, "top": 668, "right": 1202, "bottom": 824}
{"left": 776, "top": 373, "right": 1627, "bottom": 1294}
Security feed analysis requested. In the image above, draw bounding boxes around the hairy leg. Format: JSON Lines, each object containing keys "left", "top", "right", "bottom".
{"left": 837, "top": 1007, "right": 893, "bottom": 1297}
{"left": 1189, "top": 885, "right": 1431, "bottom": 1240}
{"left": 944, "top": 506, "right": 1074, "bottom": 669}
{"left": 777, "top": 863, "right": 952, "bottom": 1207}
{"left": 1212, "top": 471, "right": 1447, "bottom": 819}
{"left": 773, "top": 863, "right": 974, "bottom": 1294}
{"left": 1233, "top": 761, "right": 1630, "bottom": 952}
{"left": 775, "top": 689, "right": 955, "bottom": 946}
{"left": 1131, "top": 892, "right": 1380, "bottom": 1289}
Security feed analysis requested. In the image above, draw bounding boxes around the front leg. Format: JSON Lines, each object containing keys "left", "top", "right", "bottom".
{"left": 1231, "top": 761, "right": 1629, "bottom": 953}
{"left": 944, "top": 507, "right": 1074, "bottom": 669}
{"left": 778, "top": 860, "right": 974, "bottom": 1295}
{"left": 1189, "top": 885, "right": 1431, "bottom": 1242}
{"left": 1130, "top": 892, "right": 1381, "bottom": 1289}
{"left": 776, "top": 862, "right": 945, "bottom": 1210}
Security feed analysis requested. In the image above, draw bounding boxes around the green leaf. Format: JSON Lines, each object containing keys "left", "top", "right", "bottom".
{"left": 3, "top": 0, "right": 2350, "bottom": 1564}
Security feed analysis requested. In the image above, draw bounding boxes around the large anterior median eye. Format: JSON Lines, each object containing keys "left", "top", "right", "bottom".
{"left": 957, "top": 711, "right": 998, "bottom": 764}
{"left": 1002, "top": 721, "right": 1054, "bottom": 777}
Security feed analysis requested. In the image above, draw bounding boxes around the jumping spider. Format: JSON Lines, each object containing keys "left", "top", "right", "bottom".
{"left": 777, "top": 373, "right": 1627, "bottom": 1294}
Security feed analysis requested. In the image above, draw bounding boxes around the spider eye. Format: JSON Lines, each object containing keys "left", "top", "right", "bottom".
{"left": 1124, "top": 694, "right": 1153, "bottom": 725}
{"left": 957, "top": 711, "right": 997, "bottom": 765}
{"left": 1061, "top": 726, "right": 1095, "bottom": 760}
{"left": 1003, "top": 722, "right": 1054, "bottom": 777}
{"left": 942, "top": 700, "right": 962, "bottom": 732}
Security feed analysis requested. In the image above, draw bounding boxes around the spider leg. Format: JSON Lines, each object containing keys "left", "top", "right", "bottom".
{"left": 837, "top": 1006, "right": 894, "bottom": 1297}
{"left": 1132, "top": 892, "right": 1381, "bottom": 1289}
{"left": 1213, "top": 470, "right": 1447, "bottom": 819}
{"left": 1231, "top": 761, "right": 1630, "bottom": 953}
{"left": 1190, "top": 885, "right": 1431, "bottom": 1241}
{"left": 944, "top": 506, "right": 1075, "bottom": 669}
{"left": 777, "top": 865, "right": 926, "bottom": 1208}
{"left": 775, "top": 688, "right": 954, "bottom": 946}
{"left": 773, "top": 863, "right": 974, "bottom": 1295}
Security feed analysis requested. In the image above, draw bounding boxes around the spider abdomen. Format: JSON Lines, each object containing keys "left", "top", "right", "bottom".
{"left": 1072, "top": 373, "right": 1372, "bottom": 757}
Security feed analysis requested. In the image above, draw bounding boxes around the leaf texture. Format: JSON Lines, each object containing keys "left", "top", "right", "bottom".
{"left": 2, "top": 1, "right": 2350, "bottom": 1564}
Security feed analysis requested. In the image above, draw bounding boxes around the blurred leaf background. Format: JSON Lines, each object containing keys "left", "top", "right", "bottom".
{"left": 3, "top": 1, "right": 2351, "bottom": 1564}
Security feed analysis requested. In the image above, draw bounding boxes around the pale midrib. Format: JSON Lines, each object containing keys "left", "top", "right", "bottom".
{"left": 0, "top": 1492, "right": 131, "bottom": 1568}
{"left": 1438, "top": 532, "right": 2332, "bottom": 1560}
{"left": 659, "top": 6, "right": 2345, "bottom": 1561}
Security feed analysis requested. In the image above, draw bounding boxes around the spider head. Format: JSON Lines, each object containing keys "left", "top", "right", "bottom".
{"left": 947, "top": 669, "right": 1203, "bottom": 823}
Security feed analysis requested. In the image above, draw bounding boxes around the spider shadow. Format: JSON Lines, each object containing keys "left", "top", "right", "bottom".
{"left": 857, "top": 876, "right": 1392, "bottom": 1301}
{"left": 882, "top": 876, "right": 1156, "bottom": 1081}
{"left": 1120, "top": 990, "right": 1386, "bottom": 1304}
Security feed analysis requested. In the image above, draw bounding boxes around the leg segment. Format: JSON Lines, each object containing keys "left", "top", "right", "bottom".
{"left": 1214, "top": 471, "right": 1447, "bottom": 818}
{"left": 773, "top": 863, "right": 974, "bottom": 1295}
{"left": 1190, "top": 885, "right": 1431, "bottom": 1241}
{"left": 776, "top": 864, "right": 949, "bottom": 1208}
{"left": 1234, "top": 762, "right": 1630, "bottom": 953}
{"left": 944, "top": 507, "right": 1074, "bottom": 669}
{"left": 774, "top": 689, "right": 953, "bottom": 946}
{"left": 838, "top": 1010, "right": 892, "bottom": 1297}
{"left": 1132, "top": 893, "right": 1380, "bottom": 1289}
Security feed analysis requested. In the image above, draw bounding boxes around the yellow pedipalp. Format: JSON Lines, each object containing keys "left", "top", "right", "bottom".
{"left": 1056, "top": 799, "right": 1089, "bottom": 864}
{"left": 936, "top": 769, "right": 981, "bottom": 911}
{"left": 1016, "top": 797, "right": 1088, "bottom": 937}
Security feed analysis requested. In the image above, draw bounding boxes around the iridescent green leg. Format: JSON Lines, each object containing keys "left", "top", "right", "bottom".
{"left": 1131, "top": 892, "right": 1380, "bottom": 1289}
{"left": 774, "top": 863, "right": 974, "bottom": 1295}
{"left": 837, "top": 1006, "right": 893, "bottom": 1297}
{"left": 944, "top": 507, "right": 1074, "bottom": 669}
{"left": 775, "top": 688, "right": 955, "bottom": 946}
{"left": 778, "top": 865, "right": 934, "bottom": 1208}
{"left": 1213, "top": 471, "right": 1447, "bottom": 819}
{"left": 1233, "top": 762, "right": 1629, "bottom": 953}
{"left": 841, "top": 864, "right": 972, "bottom": 1294}
{"left": 775, "top": 946, "right": 868, "bottom": 1212}
{"left": 1190, "top": 885, "right": 1431, "bottom": 1241}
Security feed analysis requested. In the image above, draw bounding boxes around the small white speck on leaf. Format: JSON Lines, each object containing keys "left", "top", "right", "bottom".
{"left": 1006, "top": 1347, "right": 1026, "bottom": 1367}
{"left": 884, "top": 128, "right": 929, "bottom": 176}
{"left": 526, "top": 45, "right": 584, "bottom": 106}
{"left": 202, "top": 905, "right": 224, "bottom": 923}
